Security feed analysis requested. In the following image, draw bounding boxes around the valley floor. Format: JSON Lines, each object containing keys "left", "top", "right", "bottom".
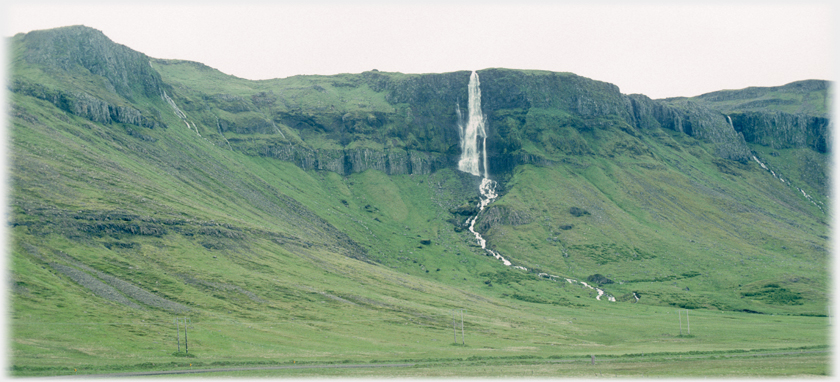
{"left": 16, "top": 349, "right": 829, "bottom": 378}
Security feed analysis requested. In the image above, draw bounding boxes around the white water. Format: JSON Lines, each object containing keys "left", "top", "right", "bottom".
{"left": 464, "top": 178, "right": 514, "bottom": 266}
{"left": 566, "top": 278, "right": 614, "bottom": 302}
{"left": 753, "top": 155, "right": 823, "bottom": 211}
{"left": 456, "top": 71, "right": 519, "bottom": 269}
{"left": 731, "top": 117, "right": 820, "bottom": 209}
{"left": 458, "top": 71, "right": 487, "bottom": 177}
{"left": 454, "top": 71, "right": 612, "bottom": 301}
{"left": 163, "top": 91, "right": 201, "bottom": 137}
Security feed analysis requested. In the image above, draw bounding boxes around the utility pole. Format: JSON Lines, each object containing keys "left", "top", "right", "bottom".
{"left": 174, "top": 317, "right": 191, "bottom": 353}
{"left": 678, "top": 310, "right": 683, "bottom": 336}
{"left": 686, "top": 310, "right": 690, "bottom": 335}
{"left": 452, "top": 310, "right": 457, "bottom": 344}
{"left": 460, "top": 309, "right": 465, "bottom": 345}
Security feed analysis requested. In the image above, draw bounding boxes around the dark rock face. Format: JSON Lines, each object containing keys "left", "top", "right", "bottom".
{"left": 625, "top": 94, "right": 665, "bottom": 131}
{"left": 382, "top": 71, "right": 471, "bottom": 154}
{"left": 474, "top": 205, "right": 532, "bottom": 233}
{"left": 730, "top": 111, "right": 830, "bottom": 153}
{"left": 253, "top": 144, "right": 453, "bottom": 176}
{"left": 623, "top": 94, "right": 752, "bottom": 162}
{"left": 244, "top": 68, "right": 826, "bottom": 176}
{"left": 10, "top": 80, "right": 165, "bottom": 129}
{"left": 586, "top": 274, "right": 614, "bottom": 285}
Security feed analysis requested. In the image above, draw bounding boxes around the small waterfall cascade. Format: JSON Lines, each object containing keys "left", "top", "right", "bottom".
{"left": 565, "top": 278, "right": 615, "bottom": 302}
{"left": 751, "top": 154, "right": 824, "bottom": 211}
{"left": 735, "top": 112, "right": 823, "bottom": 211}
{"left": 163, "top": 91, "right": 201, "bottom": 137}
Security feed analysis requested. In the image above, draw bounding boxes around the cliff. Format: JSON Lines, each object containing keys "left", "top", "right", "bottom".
{"left": 8, "top": 26, "right": 828, "bottom": 182}
{"left": 10, "top": 25, "right": 169, "bottom": 129}
{"left": 689, "top": 80, "right": 831, "bottom": 154}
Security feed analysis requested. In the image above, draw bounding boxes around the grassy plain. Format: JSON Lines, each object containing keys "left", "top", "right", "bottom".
{"left": 186, "top": 352, "right": 829, "bottom": 378}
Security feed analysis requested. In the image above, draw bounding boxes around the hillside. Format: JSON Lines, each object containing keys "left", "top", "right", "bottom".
{"left": 7, "top": 26, "right": 831, "bottom": 377}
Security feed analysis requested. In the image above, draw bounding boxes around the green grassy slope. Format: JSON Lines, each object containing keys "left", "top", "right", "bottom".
{"left": 690, "top": 79, "right": 831, "bottom": 117}
{"left": 481, "top": 127, "right": 827, "bottom": 314}
{"left": 7, "top": 26, "right": 830, "bottom": 377}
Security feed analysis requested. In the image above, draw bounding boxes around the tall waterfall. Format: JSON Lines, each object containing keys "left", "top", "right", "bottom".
{"left": 452, "top": 71, "right": 613, "bottom": 301}
{"left": 456, "top": 71, "right": 524, "bottom": 271}
{"left": 458, "top": 71, "right": 487, "bottom": 177}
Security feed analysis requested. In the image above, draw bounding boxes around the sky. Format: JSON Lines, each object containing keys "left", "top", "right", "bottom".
{"left": 2, "top": 1, "right": 836, "bottom": 99}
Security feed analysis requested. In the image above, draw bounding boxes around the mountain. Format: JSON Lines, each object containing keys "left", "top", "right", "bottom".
{"left": 7, "top": 26, "right": 830, "bottom": 376}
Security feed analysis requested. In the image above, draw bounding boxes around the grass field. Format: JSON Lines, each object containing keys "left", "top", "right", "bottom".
{"left": 10, "top": 294, "right": 830, "bottom": 377}
{"left": 178, "top": 352, "right": 830, "bottom": 378}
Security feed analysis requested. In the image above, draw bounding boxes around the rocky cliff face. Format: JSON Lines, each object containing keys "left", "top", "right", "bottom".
{"left": 9, "top": 25, "right": 828, "bottom": 182}
{"left": 689, "top": 79, "right": 831, "bottom": 153}
{"left": 730, "top": 111, "right": 829, "bottom": 153}
{"left": 467, "top": 69, "right": 754, "bottom": 164}
{"left": 10, "top": 80, "right": 165, "bottom": 129}
{"left": 10, "top": 26, "right": 168, "bottom": 130}
{"left": 251, "top": 144, "right": 452, "bottom": 176}
{"left": 626, "top": 94, "right": 752, "bottom": 161}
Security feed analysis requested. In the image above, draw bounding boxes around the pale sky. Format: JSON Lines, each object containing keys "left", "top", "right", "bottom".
{"left": 2, "top": 2, "right": 837, "bottom": 99}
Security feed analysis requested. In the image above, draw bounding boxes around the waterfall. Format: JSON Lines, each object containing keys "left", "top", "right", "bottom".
{"left": 163, "top": 91, "right": 201, "bottom": 137}
{"left": 458, "top": 71, "right": 487, "bottom": 177}
{"left": 452, "top": 71, "right": 613, "bottom": 301}
{"left": 455, "top": 71, "right": 524, "bottom": 271}
{"left": 727, "top": 115, "right": 734, "bottom": 130}
{"left": 752, "top": 154, "right": 823, "bottom": 211}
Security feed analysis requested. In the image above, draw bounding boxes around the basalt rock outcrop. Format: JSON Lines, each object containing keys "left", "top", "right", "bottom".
{"left": 729, "top": 111, "right": 829, "bottom": 153}
{"left": 10, "top": 80, "right": 165, "bottom": 129}
{"left": 624, "top": 94, "right": 753, "bottom": 161}
{"left": 251, "top": 144, "right": 452, "bottom": 176}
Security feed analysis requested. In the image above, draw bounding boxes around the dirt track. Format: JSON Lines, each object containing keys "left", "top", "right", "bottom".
{"left": 38, "top": 363, "right": 417, "bottom": 379}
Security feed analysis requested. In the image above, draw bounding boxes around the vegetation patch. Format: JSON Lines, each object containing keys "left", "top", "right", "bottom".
{"left": 569, "top": 207, "right": 589, "bottom": 217}
{"left": 741, "top": 283, "right": 803, "bottom": 305}
{"left": 586, "top": 274, "right": 613, "bottom": 285}
{"left": 478, "top": 270, "right": 530, "bottom": 286}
